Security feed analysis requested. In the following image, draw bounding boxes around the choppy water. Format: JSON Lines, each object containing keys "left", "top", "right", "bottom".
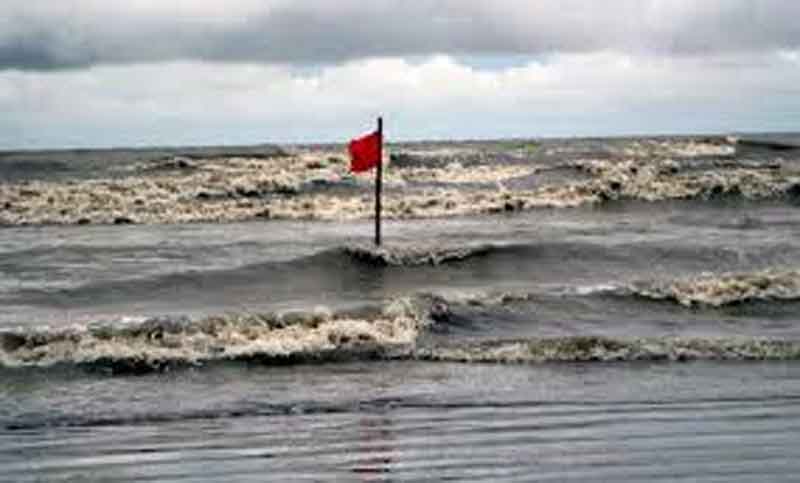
{"left": 2, "top": 135, "right": 800, "bottom": 481}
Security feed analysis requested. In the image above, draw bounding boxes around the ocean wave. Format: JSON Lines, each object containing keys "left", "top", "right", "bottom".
{"left": 628, "top": 269, "right": 800, "bottom": 307}
{"left": 621, "top": 138, "right": 736, "bottom": 158}
{"left": 0, "top": 299, "right": 428, "bottom": 373}
{"left": 0, "top": 242, "right": 515, "bottom": 305}
{"left": 417, "top": 336, "right": 800, "bottom": 363}
{"left": 5, "top": 280, "right": 800, "bottom": 374}
{"left": 440, "top": 269, "right": 800, "bottom": 310}
{"left": 5, "top": 317, "right": 799, "bottom": 374}
{"left": 342, "top": 243, "right": 494, "bottom": 266}
{"left": 2, "top": 138, "right": 798, "bottom": 226}
{"left": 564, "top": 159, "right": 800, "bottom": 204}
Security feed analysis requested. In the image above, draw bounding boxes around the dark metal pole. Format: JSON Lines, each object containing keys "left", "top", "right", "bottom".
{"left": 375, "top": 117, "right": 383, "bottom": 247}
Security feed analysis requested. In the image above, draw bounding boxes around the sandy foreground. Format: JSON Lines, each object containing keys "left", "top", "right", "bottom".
{"left": 1, "top": 137, "right": 798, "bottom": 226}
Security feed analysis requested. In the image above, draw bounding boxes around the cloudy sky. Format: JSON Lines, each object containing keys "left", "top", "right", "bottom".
{"left": 2, "top": 0, "right": 799, "bottom": 149}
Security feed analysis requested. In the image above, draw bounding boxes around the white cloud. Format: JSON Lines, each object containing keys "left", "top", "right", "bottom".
{"left": 779, "top": 50, "right": 800, "bottom": 63}
{"left": 4, "top": 51, "right": 799, "bottom": 148}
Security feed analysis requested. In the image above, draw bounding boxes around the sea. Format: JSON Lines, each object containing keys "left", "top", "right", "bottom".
{"left": 2, "top": 134, "right": 800, "bottom": 482}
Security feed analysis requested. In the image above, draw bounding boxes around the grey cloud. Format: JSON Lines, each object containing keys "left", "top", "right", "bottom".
{"left": 1, "top": 0, "right": 800, "bottom": 70}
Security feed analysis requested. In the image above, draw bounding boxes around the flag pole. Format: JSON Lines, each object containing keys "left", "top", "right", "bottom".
{"left": 375, "top": 116, "right": 383, "bottom": 247}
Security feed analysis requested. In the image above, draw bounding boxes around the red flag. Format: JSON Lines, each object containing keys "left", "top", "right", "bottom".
{"left": 348, "top": 131, "right": 382, "bottom": 173}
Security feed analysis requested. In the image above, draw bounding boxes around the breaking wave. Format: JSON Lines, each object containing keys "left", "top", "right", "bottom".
{"left": 417, "top": 336, "right": 800, "bottom": 364}
{"left": 628, "top": 269, "right": 800, "bottom": 307}
{"left": 403, "top": 267, "right": 800, "bottom": 310}
{"left": 0, "top": 299, "right": 428, "bottom": 374}
{"left": 3, "top": 137, "right": 800, "bottom": 226}
{"left": 342, "top": 243, "right": 495, "bottom": 266}
{"left": 4, "top": 283, "right": 800, "bottom": 374}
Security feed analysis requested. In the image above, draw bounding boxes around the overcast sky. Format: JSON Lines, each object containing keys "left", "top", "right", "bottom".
{"left": 2, "top": 0, "right": 799, "bottom": 149}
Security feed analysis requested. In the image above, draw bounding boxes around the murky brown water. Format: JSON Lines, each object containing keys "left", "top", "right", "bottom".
{"left": 2, "top": 135, "right": 800, "bottom": 481}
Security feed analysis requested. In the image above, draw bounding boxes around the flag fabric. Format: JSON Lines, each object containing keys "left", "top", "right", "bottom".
{"left": 348, "top": 130, "right": 382, "bottom": 173}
